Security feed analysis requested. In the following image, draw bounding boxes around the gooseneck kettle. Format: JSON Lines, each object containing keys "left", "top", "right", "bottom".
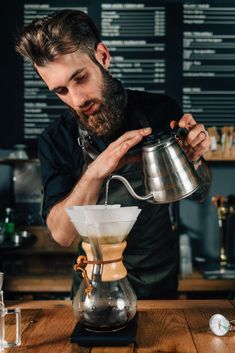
{"left": 107, "top": 127, "right": 201, "bottom": 204}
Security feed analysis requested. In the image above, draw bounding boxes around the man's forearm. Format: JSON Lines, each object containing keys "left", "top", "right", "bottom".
{"left": 46, "top": 127, "right": 152, "bottom": 247}
{"left": 192, "top": 157, "right": 212, "bottom": 202}
{"left": 47, "top": 170, "right": 103, "bottom": 247}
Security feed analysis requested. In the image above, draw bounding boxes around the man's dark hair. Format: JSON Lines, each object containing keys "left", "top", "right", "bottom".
{"left": 15, "top": 9, "right": 101, "bottom": 66}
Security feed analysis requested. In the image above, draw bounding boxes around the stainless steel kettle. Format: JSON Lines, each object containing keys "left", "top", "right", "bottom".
{"left": 107, "top": 128, "right": 200, "bottom": 204}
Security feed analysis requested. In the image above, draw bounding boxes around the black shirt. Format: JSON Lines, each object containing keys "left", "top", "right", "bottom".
{"left": 38, "top": 89, "right": 182, "bottom": 299}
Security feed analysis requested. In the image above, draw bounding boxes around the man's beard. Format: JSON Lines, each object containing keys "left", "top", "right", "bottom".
{"left": 75, "top": 68, "right": 126, "bottom": 137}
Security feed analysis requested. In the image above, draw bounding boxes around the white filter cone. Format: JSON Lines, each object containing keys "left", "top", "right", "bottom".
{"left": 66, "top": 204, "right": 121, "bottom": 223}
{"left": 65, "top": 205, "right": 141, "bottom": 243}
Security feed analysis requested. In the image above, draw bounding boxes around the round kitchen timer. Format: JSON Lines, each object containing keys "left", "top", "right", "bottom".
{"left": 209, "top": 314, "right": 235, "bottom": 336}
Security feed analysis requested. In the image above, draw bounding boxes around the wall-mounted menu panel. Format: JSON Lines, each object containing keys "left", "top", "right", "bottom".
{"left": 0, "top": 1, "right": 234, "bottom": 150}
{"left": 182, "top": 3, "right": 235, "bottom": 126}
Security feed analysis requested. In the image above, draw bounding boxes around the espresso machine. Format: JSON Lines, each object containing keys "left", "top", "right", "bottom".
{"left": 66, "top": 205, "right": 141, "bottom": 345}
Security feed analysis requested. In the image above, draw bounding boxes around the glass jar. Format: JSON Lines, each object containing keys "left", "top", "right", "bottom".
{"left": 8, "top": 144, "right": 28, "bottom": 159}
{"left": 73, "top": 277, "right": 136, "bottom": 332}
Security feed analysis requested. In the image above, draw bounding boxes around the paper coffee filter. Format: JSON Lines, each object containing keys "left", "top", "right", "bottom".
{"left": 66, "top": 205, "right": 141, "bottom": 223}
{"left": 65, "top": 205, "right": 141, "bottom": 241}
{"left": 65, "top": 204, "right": 121, "bottom": 223}
{"left": 82, "top": 207, "right": 141, "bottom": 223}
{"left": 72, "top": 222, "right": 87, "bottom": 237}
{"left": 73, "top": 219, "right": 136, "bottom": 241}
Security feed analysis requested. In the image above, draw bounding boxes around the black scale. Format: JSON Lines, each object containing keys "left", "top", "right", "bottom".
{"left": 70, "top": 315, "right": 138, "bottom": 347}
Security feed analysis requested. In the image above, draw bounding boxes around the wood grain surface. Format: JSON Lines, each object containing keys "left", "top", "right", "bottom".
{"left": 4, "top": 300, "right": 235, "bottom": 353}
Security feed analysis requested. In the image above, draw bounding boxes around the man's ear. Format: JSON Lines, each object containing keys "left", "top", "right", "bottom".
{"left": 95, "top": 43, "right": 110, "bottom": 69}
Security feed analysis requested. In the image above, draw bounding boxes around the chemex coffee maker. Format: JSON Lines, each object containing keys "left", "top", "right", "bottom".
{"left": 66, "top": 205, "right": 141, "bottom": 345}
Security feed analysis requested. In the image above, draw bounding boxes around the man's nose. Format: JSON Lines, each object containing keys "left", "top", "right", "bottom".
{"left": 70, "top": 87, "right": 86, "bottom": 108}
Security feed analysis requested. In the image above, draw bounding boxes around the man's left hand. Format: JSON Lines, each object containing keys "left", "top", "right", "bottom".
{"left": 170, "top": 113, "right": 211, "bottom": 162}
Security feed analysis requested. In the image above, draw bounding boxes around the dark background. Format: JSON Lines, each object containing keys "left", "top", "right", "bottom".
{"left": 0, "top": 1, "right": 234, "bottom": 262}
{"left": 1, "top": 0, "right": 234, "bottom": 152}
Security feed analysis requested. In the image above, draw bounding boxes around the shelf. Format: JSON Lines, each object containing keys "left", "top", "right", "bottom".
{"left": 204, "top": 149, "right": 235, "bottom": 162}
{"left": 0, "top": 226, "right": 80, "bottom": 255}
{"left": 3, "top": 271, "right": 235, "bottom": 294}
{"left": 205, "top": 156, "right": 235, "bottom": 162}
{"left": 0, "top": 158, "right": 39, "bottom": 165}
{"left": 178, "top": 271, "right": 235, "bottom": 292}
{"left": 4, "top": 275, "right": 71, "bottom": 292}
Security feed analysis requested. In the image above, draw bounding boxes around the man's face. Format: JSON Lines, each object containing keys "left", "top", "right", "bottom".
{"left": 36, "top": 49, "right": 125, "bottom": 136}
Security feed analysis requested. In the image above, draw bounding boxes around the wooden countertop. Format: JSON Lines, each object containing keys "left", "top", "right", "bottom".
{"left": 5, "top": 300, "right": 235, "bottom": 352}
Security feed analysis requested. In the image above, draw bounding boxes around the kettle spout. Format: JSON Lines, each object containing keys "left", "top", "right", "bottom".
{"left": 106, "top": 174, "right": 153, "bottom": 202}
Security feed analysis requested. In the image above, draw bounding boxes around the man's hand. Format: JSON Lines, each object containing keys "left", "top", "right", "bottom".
{"left": 170, "top": 113, "right": 211, "bottom": 162}
{"left": 86, "top": 127, "right": 152, "bottom": 180}
{"left": 47, "top": 126, "right": 151, "bottom": 247}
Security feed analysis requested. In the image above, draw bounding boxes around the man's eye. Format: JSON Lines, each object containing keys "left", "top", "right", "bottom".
{"left": 55, "top": 87, "right": 68, "bottom": 95}
{"left": 74, "top": 75, "right": 86, "bottom": 83}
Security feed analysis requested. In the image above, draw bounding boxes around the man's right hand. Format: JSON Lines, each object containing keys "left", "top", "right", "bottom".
{"left": 86, "top": 127, "right": 152, "bottom": 180}
{"left": 46, "top": 127, "right": 152, "bottom": 247}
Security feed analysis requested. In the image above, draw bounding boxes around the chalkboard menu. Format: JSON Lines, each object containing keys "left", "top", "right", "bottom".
{"left": 1, "top": 0, "right": 235, "bottom": 149}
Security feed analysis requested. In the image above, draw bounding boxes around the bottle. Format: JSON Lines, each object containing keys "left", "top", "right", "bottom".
{"left": 179, "top": 233, "right": 193, "bottom": 278}
{"left": 2, "top": 208, "right": 15, "bottom": 237}
{"left": 8, "top": 144, "right": 28, "bottom": 159}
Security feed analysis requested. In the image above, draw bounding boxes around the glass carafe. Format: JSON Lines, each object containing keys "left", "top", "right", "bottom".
{"left": 66, "top": 205, "right": 141, "bottom": 332}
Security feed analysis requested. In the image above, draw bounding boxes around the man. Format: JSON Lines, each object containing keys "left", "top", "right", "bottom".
{"left": 16, "top": 9, "right": 211, "bottom": 299}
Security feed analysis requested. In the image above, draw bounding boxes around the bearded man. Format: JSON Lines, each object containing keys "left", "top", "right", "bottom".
{"left": 16, "top": 9, "right": 211, "bottom": 299}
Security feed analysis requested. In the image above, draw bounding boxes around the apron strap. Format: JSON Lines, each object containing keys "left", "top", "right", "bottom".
{"left": 77, "top": 123, "right": 99, "bottom": 165}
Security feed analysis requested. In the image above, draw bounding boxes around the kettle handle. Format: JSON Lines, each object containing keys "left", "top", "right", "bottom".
{"left": 171, "top": 126, "right": 188, "bottom": 139}
{"left": 142, "top": 126, "right": 188, "bottom": 146}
